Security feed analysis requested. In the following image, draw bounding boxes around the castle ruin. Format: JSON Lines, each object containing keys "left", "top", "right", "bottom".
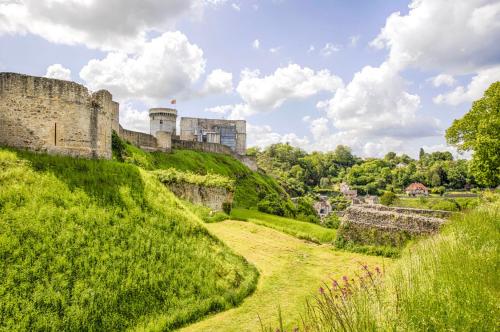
{"left": 0, "top": 72, "right": 253, "bottom": 167}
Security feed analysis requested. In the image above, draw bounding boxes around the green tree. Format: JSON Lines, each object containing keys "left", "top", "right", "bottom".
{"left": 419, "top": 147, "right": 426, "bottom": 160}
{"left": 446, "top": 82, "right": 500, "bottom": 187}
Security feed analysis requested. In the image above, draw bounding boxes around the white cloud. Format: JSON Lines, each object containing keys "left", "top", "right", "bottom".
{"left": 201, "top": 69, "right": 233, "bottom": 95}
{"left": 252, "top": 39, "right": 260, "bottom": 49}
{"left": 430, "top": 74, "right": 456, "bottom": 87}
{"left": 269, "top": 46, "right": 281, "bottom": 54}
{"left": 371, "top": 0, "right": 500, "bottom": 73}
{"left": 236, "top": 64, "right": 343, "bottom": 110}
{"left": 320, "top": 43, "right": 340, "bottom": 57}
{"left": 0, "top": 0, "right": 227, "bottom": 51}
{"left": 247, "top": 123, "right": 309, "bottom": 148}
{"left": 231, "top": 3, "right": 240, "bottom": 11}
{"left": 326, "top": 62, "right": 439, "bottom": 138}
{"left": 433, "top": 66, "right": 500, "bottom": 105}
{"left": 205, "top": 103, "right": 255, "bottom": 119}
{"left": 307, "top": 45, "right": 315, "bottom": 53}
{"left": 80, "top": 31, "right": 205, "bottom": 103}
{"left": 349, "top": 35, "right": 360, "bottom": 47}
{"left": 309, "top": 117, "right": 329, "bottom": 141}
{"left": 45, "top": 64, "right": 71, "bottom": 81}
{"left": 119, "top": 103, "right": 150, "bottom": 133}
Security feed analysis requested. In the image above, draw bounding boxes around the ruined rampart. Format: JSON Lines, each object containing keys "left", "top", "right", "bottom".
{"left": 336, "top": 205, "right": 447, "bottom": 247}
{"left": 0, "top": 72, "right": 117, "bottom": 158}
{"left": 118, "top": 126, "right": 157, "bottom": 150}
{"left": 166, "top": 183, "right": 232, "bottom": 211}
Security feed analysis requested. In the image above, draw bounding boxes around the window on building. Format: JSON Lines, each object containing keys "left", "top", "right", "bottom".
{"left": 160, "top": 120, "right": 163, "bottom": 124}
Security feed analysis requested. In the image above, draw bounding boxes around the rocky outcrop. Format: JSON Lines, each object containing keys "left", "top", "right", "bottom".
{"left": 336, "top": 204, "right": 448, "bottom": 247}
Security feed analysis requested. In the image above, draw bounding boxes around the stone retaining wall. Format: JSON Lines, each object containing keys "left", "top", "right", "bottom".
{"left": 166, "top": 182, "right": 233, "bottom": 211}
{"left": 336, "top": 204, "right": 447, "bottom": 247}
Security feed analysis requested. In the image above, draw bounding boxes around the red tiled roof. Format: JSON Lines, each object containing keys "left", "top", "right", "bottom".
{"left": 406, "top": 182, "right": 428, "bottom": 191}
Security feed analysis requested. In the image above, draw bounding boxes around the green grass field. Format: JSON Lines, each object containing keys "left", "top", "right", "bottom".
{"left": 181, "top": 220, "right": 387, "bottom": 331}
{"left": 0, "top": 148, "right": 258, "bottom": 331}
{"left": 231, "top": 208, "right": 336, "bottom": 244}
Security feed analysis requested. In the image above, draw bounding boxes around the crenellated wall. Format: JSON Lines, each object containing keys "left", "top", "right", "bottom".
{"left": 0, "top": 72, "right": 114, "bottom": 158}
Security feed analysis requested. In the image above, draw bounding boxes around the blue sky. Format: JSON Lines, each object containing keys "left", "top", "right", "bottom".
{"left": 1, "top": 0, "right": 499, "bottom": 158}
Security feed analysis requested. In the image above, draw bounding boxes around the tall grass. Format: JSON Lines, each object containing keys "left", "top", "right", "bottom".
{"left": 272, "top": 199, "right": 500, "bottom": 331}
{"left": 0, "top": 148, "right": 258, "bottom": 330}
{"left": 231, "top": 208, "right": 336, "bottom": 244}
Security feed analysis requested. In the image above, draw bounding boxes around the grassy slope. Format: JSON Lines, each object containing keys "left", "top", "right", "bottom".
{"left": 385, "top": 200, "right": 499, "bottom": 330}
{"left": 293, "top": 199, "right": 500, "bottom": 331}
{"left": 181, "top": 221, "right": 387, "bottom": 332}
{"left": 0, "top": 148, "right": 258, "bottom": 331}
{"left": 118, "top": 144, "right": 290, "bottom": 209}
{"left": 231, "top": 208, "right": 336, "bottom": 244}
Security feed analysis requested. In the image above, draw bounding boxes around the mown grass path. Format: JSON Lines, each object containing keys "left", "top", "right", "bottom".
{"left": 180, "top": 220, "right": 388, "bottom": 332}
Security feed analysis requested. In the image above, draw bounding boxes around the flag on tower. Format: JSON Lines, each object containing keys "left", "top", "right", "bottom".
{"left": 170, "top": 99, "right": 176, "bottom": 105}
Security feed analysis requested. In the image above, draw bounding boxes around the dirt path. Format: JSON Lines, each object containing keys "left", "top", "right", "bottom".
{"left": 180, "top": 220, "right": 388, "bottom": 332}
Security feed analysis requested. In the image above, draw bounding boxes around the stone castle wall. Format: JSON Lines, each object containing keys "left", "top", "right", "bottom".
{"left": 166, "top": 182, "right": 233, "bottom": 211}
{"left": 118, "top": 125, "right": 157, "bottom": 150}
{"left": 336, "top": 205, "right": 447, "bottom": 247}
{"left": 0, "top": 72, "right": 116, "bottom": 158}
{"left": 172, "top": 138, "right": 234, "bottom": 155}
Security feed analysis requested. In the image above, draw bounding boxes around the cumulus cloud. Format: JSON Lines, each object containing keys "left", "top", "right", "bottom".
{"left": 433, "top": 66, "right": 500, "bottom": 105}
{"left": 80, "top": 31, "right": 205, "bottom": 103}
{"left": 119, "top": 103, "right": 150, "bottom": 133}
{"left": 430, "top": 74, "right": 456, "bottom": 87}
{"left": 309, "top": 117, "right": 329, "bottom": 141}
{"left": 371, "top": 0, "right": 500, "bottom": 73}
{"left": 231, "top": 3, "right": 241, "bottom": 11}
{"left": 326, "top": 62, "right": 439, "bottom": 138}
{"left": 200, "top": 69, "right": 233, "bottom": 95}
{"left": 252, "top": 39, "right": 260, "bottom": 49}
{"left": 45, "top": 64, "right": 71, "bottom": 81}
{"left": 247, "top": 123, "right": 309, "bottom": 148}
{"left": 205, "top": 103, "right": 255, "bottom": 119}
{"left": 0, "top": 0, "right": 226, "bottom": 51}
{"left": 236, "top": 64, "right": 343, "bottom": 110}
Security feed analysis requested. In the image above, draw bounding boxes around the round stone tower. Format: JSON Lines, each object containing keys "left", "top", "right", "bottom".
{"left": 149, "top": 108, "right": 177, "bottom": 137}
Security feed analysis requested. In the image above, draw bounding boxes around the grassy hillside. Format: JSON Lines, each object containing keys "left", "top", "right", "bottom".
{"left": 0, "top": 148, "right": 258, "bottom": 331}
{"left": 113, "top": 136, "right": 293, "bottom": 211}
{"left": 287, "top": 197, "right": 500, "bottom": 331}
{"left": 231, "top": 209, "right": 336, "bottom": 244}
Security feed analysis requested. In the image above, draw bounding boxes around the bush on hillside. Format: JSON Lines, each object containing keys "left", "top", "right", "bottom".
{"left": 155, "top": 168, "right": 235, "bottom": 190}
{"left": 323, "top": 213, "right": 341, "bottom": 229}
{"left": 380, "top": 191, "right": 398, "bottom": 206}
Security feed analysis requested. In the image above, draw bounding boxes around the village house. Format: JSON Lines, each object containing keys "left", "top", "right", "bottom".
{"left": 405, "top": 182, "right": 429, "bottom": 196}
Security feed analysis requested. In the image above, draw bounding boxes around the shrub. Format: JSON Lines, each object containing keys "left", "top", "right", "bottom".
{"left": 431, "top": 198, "right": 460, "bottom": 211}
{"left": 329, "top": 195, "right": 351, "bottom": 211}
{"left": 323, "top": 213, "right": 341, "bottom": 229}
{"left": 222, "top": 201, "right": 232, "bottom": 215}
{"left": 431, "top": 186, "right": 446, "bottom": 195}
{"left": 380, "top": 191, "right": 397, "bottom": 206}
